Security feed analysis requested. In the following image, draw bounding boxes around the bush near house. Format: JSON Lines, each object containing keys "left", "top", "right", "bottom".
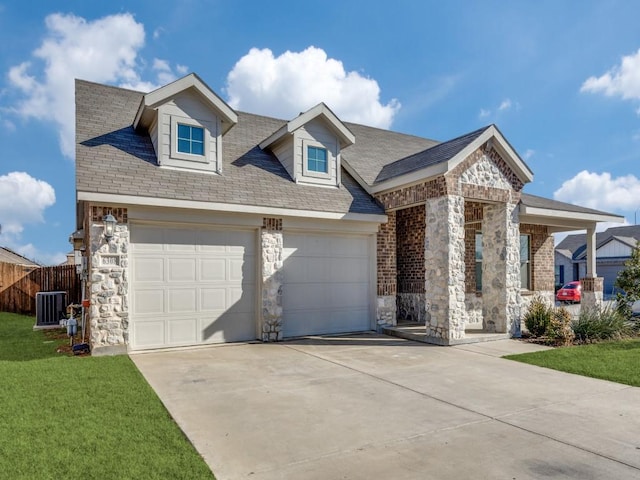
{"left": 523, "top": 299, "right": 637, "bottom": 346}
{"left": 615, "top": 240, "right": 640, "bottom": 318}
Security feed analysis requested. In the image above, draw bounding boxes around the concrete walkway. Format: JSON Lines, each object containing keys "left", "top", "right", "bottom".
{"left": 132, "top": 334, "right": 640, "bottom": 480}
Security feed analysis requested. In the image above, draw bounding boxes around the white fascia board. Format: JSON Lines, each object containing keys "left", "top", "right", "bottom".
{"left": 134, "top": 73, "right": 238, "bottom": 133}
{"left": 261, "top": 103, "right": 355, "bottom": 151}
{"left": 77, "top": 191, "right": 387, "bottom": 224}
{"left": 520, "top": 205, "right": 624, "bottom": 224}
{"left": 370, "top": 162, "right": 448, "bottom": 194}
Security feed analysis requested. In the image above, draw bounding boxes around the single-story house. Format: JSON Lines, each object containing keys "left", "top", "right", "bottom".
{"left": 74, "top": 74, "right": 623, "bottom": 355}
{"left": 555, "top": 225, "right": 640, "bottom": 296}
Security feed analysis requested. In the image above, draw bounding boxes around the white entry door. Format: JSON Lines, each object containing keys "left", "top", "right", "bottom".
{"left": 130, "top": 223, "right": 256, "bottom": 350}
{"left": 282, "top": 232, "right": 373, "bottom": 337}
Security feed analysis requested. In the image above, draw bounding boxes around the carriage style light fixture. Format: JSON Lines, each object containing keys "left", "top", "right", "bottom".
{"left": 103, "top": 214, "right": 117, "bottom": 240}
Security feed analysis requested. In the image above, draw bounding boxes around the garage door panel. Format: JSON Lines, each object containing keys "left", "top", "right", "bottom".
{"left": 133, "top": 289, "right": 165, "bottom": 315}
{"left": 167, "top": 318, "right": 198, "bottom": 344}
{"left": 165, "top": 229, "right": 197, "bottom": 251}
{"left": 131, "top": 225, "right": 164, "bottom": 250}
{"left": 133, "top": 257, "right": 164, "bottom": 282}
{"left": 131, "top": 224, "right": 256, "bottom": 350}
{"left": 331, "top": 283, "right": 368, "bottom": 307}
{"left": 330, "top": 258, "right": 369, "bottom": 282}
{"left": 168, "top": 288, "right": 197, "bottom": 313}
{"left": 200, "top": 258, "right": 227, "bottom": 281}
{"left": 168, "top": 258, "right": 197, "bottom": 282}
{"left": 133, "top": 320, "right": 165, "bottom": 347}
{"left": 282, "top": 232, "right": 372, "bottom": 338}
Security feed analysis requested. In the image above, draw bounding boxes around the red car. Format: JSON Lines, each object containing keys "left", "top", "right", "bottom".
{"left": 556, "top": 281, "right": 581, "bottom": 303}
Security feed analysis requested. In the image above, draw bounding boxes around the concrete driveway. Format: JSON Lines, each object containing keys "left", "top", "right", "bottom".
{"left": 132, "top": 334, "right": 640, "bottom": 479}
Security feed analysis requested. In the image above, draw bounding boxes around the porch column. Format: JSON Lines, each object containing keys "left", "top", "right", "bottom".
{"left": 581, "top": 224, "right": 603, "bottom": 308}
{"left": 481, "top": 202, "right": 522, "bottom": 335}
{"left": 425, "top": 195, "right": 466, "bottom": 343}
{"left": 261, "top": 218, "right": 284, "bottom": 341}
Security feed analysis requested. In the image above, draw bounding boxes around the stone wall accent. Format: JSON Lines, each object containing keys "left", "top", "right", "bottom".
{"left": 481, "top": 202, "right": 521, "bottom": 334}
{"left": 376, "top": 177, "right": 447, "bottom": 210}
{"left": 521, "top": 224, "right": 555, "bottom": 292}
{"left": 377, "top": 295, "right": 397, "bottom": 327}
{"left": 448, "top": 145, "right": 524, "bottom": 193}
{"left": 377, "top": 210, "right": 397, "bottom": 296}
{"left": 581, "top": 277, "right": 604, "bottom": 309}
{"left": 397, "top": 293, "right": 426, "bottom": 323}
{"left": 465, "top": 294, "right": 483, "bottom": 329}
{"left": 459, "top": 155, "right": 513, "bottom": 190}
{"left": 425, "top": 195, "right": 466, "bottom": 342}
{"left": 261, "top": 217, "right": 283, "bottom": 341}
{"left": 88, "top": 207, "right": 129, "bottom": 355}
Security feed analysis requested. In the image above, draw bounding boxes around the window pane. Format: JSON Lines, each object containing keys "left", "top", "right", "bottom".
{"left": 520, "top": 235, "right": 529, "bottom": 261}
{"left": 177, "top": 139, "right": 190, "bottom": 153}
{"left": 520, "top": 262, "right": 530, "bottom": 289}
{"left": 476, "top": 262, "right": 482, "bottom": 291}
{"left": 177, "top": 124, "right": 190, "bottom": 140}
{"left": 191, "top": 126, "right": 204, "bottom": 142}
{"left": 307, "top": 146, "right": 328, "bottom": 172}
{"left": 475, "top": 233, "right": 482, "bottom": 261}
{"left": 191, "top": 141, "right": 204, "bottom": 155}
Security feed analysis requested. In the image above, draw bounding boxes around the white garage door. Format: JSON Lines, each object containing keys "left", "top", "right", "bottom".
{"left": 282, "top": 232, "right": 372, "bottom": 337}
{"left": 130, "top": 224, "right": 256, "bottom": 350}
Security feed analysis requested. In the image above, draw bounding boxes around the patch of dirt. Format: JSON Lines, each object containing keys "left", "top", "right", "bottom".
{"left": 44, "top": 328, "right": 90, "bottom": 356}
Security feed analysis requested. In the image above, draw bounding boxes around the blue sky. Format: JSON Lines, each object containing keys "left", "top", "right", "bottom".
{"left": 1, "top": 1, "right": 640, "bottom": 264}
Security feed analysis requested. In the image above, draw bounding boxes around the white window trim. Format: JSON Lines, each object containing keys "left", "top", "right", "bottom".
{"left": 302, "top": 139, "right": 332, "bottom": 179}
{"left": 170, "top": 115, "right": 211, "bottom": 164}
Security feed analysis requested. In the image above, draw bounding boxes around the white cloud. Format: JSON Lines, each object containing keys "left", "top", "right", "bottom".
{"left": 479, "top": 108, "right": 491, "bottom": 118}
{"left": 498, "top": 98, "right": 512, "bottom": 111}
{"left": 0, "top": 172, "right": 55, "bottom": 235}
{"left": 225, "top": 46, "right": 400, "bottom": 128}
{"left": 6, "top": 13, "right": 182, "bottom": 158}
{"left": 554, "top": 170, "right": 640, "bottom": 211}
{"left": 522, "top": 149, "right": 535, "bottom": 160}
{"left": 581, "top": 48, "right": 640, "bottom": 101}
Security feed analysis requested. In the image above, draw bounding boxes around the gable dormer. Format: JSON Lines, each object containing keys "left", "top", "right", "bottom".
{"left": 259, "top": 103, "right": 355, "bottom": 187}
{"left": 134, "top": 73, "right": 237, "bottom": 174}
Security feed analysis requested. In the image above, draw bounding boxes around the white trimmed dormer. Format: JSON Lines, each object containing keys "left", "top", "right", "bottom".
{"left": 134, "top": 73, "right": 237, "bottom": 174}
{"left": 259, "top": 103, "right": 355, "bottom": 187}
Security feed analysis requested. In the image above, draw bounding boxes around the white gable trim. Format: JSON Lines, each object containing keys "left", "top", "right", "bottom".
{"left": 260, "top": 103, "right": 355, "bottom": 150}
{"left": 370, "top": 125, "right": 534, "bottom": 194}
{"left": 77, "top": 191, "right": 387, "bottom": 224}
{"left": 134, "top": 73, "right": 238, "bottom": 134}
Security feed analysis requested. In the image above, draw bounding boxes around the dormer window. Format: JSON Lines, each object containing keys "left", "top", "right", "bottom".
{"left": 177, "top": 124, "right": 204, "bottom": 156}
{"left": 307, "top": 146, "right": 328, "bottom": 173}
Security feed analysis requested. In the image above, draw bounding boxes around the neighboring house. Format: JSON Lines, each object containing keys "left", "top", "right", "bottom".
{"left": 555, "top": 226, "right": 640, "bottom": 296}
{"left": 73, "top": 74, "right": 622, "bottom": 355}
{"left": 0, "top": 247, "right": 40, "bottom": 267}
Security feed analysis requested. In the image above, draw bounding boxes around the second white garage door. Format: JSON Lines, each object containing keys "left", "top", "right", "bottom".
{"left": 282, "top": 232, "right": 373, "bottom": 337}
{"left": 130, "top": 224, "right": 256, "bottom": 350}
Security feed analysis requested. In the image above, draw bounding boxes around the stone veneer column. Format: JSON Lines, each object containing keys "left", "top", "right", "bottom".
{"left": 376, "top": 210, "right": 397, "bottom": 327}
{"left": 425, "top": 195, "right": 466, "bottom": 342}
{"left": 89, "top": 208, "right": 129, "bottom": 355}
{"left": 581, "top": 276, "right": 604, "bottom": 310}
{"left": 261, "top": 218, "right": 283, "bottom": 341}
{"left": 481, "top": 202, "right": 521, "bottom": 334}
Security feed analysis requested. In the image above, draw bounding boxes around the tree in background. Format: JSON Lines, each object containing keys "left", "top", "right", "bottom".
{"left": 615, "top": 241, "right": 640, "bottom": 318}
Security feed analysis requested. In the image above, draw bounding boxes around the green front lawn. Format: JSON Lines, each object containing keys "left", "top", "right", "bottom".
{"left": 505, "top": 339, "right": 640, "bottom": 387}
{"left": 0, "top": 312, "right": 214, "bottom": 480}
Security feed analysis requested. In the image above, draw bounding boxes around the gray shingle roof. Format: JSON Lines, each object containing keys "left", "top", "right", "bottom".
{"left": 340, "top": 123, "right": 439, "bottom": 186}
{"left": 374, "top": 126, "right": 490, "bottom": 183}
{"left": 556, "top": 225, "right": 640, "bottom": 259}
{"left": 75, "top": 80, "right": 383, "bottom": 216}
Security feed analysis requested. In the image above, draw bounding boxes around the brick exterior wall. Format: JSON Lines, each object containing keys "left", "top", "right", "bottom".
{"left": 464, "top": 201, "right": 484, "bottom": 293}
{"left": 396, "top": 205, "right": 425, "bottom": 294}
{"left": 377, "top": 210, "right": 396, "bottom": 296}
{"left": 375, "top": 177, "right": 447, "bottom": 210}
{"left": 521, "top": 224, "right": 555, "bottom": 291}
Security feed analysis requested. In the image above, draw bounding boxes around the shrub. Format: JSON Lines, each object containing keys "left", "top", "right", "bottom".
{"left": 547, "top": 307, "right": 575, "bottom": 346}
{"left": 572, "top": 306, "right": 635, "bottom": 343}
{"left": 523, "top": 296, "right": 552, "bottom": 337}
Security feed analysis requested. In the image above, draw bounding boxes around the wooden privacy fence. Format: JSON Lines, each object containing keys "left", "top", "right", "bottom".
{"left": 0, "top": 262, "right": 81, "bottom": 316}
